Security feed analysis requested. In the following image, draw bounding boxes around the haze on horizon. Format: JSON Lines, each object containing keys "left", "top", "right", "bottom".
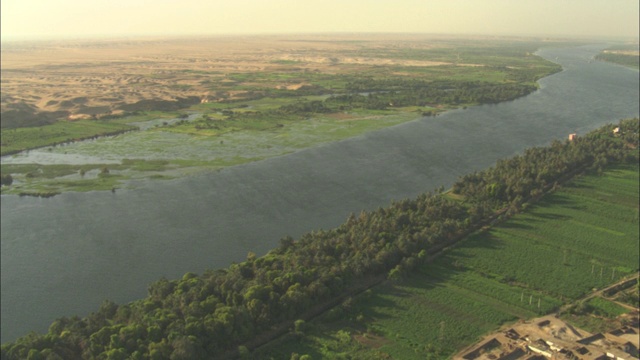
{"left": 1, "top": 0, "right": 638, "bottom": 42}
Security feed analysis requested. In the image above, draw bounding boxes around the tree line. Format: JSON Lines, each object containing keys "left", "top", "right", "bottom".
{"left": 187, "top": 78, "right": 540, "bottom": 132}
{"left": 1, "top": 118, "right": 637, "bottom": 360}
{"left": 329, "top": 80, "right": 536, "bottom": 109}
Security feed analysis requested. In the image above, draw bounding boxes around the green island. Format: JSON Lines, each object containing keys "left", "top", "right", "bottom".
{"left": 595, "top": 43, "right": 640, "bottom": 69}
{"left": 0, "top": 39, "right": 565, "bottom": 197}
{"left": 2, "top": 119, "right": 637, "bottom": 359}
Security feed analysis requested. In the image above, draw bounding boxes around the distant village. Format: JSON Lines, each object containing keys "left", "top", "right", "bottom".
{"left": 456, "top": 311, "right": 639, "bottom": 360}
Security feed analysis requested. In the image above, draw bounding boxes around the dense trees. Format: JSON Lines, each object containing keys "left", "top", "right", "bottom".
{"left": 2, "top": 118, "right": 637, "bottom": 359}
{"left": 185, "top": 73, "right": 547, "bottom": 133}
{"left": 452, "top": 118, "right": 639, "bottom": 208}
{"left": 333, "top": 79, "right": 537, "bottom": 108}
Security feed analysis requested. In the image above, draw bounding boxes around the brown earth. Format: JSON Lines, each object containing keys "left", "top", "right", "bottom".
{"left": 0, "top": 34, "right": 516, "bottom": 127}
{"left": 453, "top": 312, "right": 639, "bottom": 360}
{"left": 0, "top": 34, "right": 478, "bottom": 127}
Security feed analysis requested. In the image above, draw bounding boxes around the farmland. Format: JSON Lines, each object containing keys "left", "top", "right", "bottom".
{"left": 255, "top": 163, "right": 639, "bottom": 359}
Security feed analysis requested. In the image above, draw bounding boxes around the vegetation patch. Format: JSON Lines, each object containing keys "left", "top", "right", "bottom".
{"left": 585, "top": 297, "right": 629, "bottom": 318}
{"left": 0, "top": 120, "right": 136, "bottom": 156}
{"left": 561, "top": 296, "right": 632, "bottom": 334}
{"left": 596, "top": 44, "right": 640, "bottom": 69}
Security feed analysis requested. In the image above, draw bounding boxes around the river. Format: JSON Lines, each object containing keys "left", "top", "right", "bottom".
{"left": 1, "top": 44, "right": 638, "bottom": 343}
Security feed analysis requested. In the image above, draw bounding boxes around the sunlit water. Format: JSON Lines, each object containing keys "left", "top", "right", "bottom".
{"left": 1, "top": 44, "right": 638, "bottom": 343}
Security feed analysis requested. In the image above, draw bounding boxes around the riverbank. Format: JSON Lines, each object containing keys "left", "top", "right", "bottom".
{"left": 254, "top": 160, "right": 639, "bottom": 359}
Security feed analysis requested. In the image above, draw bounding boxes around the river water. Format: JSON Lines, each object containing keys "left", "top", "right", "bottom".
{"left": 1, "top": 45, "right": 638, "bottom": 343}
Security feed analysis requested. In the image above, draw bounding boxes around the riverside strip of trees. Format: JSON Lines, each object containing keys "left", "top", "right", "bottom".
{"left": 2, "top": 118, "right": 638, "bottom": 360}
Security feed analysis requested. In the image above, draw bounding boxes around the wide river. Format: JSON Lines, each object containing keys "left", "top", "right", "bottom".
{"left": 1, "top": 45, "right": 638, "bottom": 343}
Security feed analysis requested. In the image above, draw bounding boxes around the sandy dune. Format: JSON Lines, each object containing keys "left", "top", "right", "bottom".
{"left": 1, "top": 34, "right": 465, "bottom": 122}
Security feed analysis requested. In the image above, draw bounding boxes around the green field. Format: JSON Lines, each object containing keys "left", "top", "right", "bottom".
{"left": 256, "top": 164, "right": 639, "bottom": 359}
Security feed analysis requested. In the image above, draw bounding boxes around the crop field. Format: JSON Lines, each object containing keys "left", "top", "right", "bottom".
{"left": 351, "top": 280, "right": 527, "bottom": 358}
{"left": 256, "top": 164, "right": 639, "bottom": 359}
{"left": 449, "top": 167, "right": 639, "bottom": 300}
{"left": 259, "top": 267, "right": 547, "bottom": 358}
{"left": 424, "top": 265, "right": 564, "bottom": 315}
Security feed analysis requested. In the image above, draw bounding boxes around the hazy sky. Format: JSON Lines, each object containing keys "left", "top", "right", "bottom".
{"left": 1, "top": 0, "right": 638, "bottom": 41}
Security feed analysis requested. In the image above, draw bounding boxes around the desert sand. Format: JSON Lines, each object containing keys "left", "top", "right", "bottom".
{"left": 1, "top": 34, "right": 462, "bottom": 121}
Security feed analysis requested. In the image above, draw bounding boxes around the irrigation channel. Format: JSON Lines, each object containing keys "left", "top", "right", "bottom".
{"left": 1, "top": 44, "right": 639, "bottom": 343}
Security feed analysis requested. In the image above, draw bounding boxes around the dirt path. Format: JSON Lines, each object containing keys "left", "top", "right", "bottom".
{"left": 559, "top": 273, "right": 639, "bottom": 312}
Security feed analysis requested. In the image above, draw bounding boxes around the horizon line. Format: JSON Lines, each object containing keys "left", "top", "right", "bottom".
{"left": 2, "top": 31, "right": 638, "bottom": 44}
